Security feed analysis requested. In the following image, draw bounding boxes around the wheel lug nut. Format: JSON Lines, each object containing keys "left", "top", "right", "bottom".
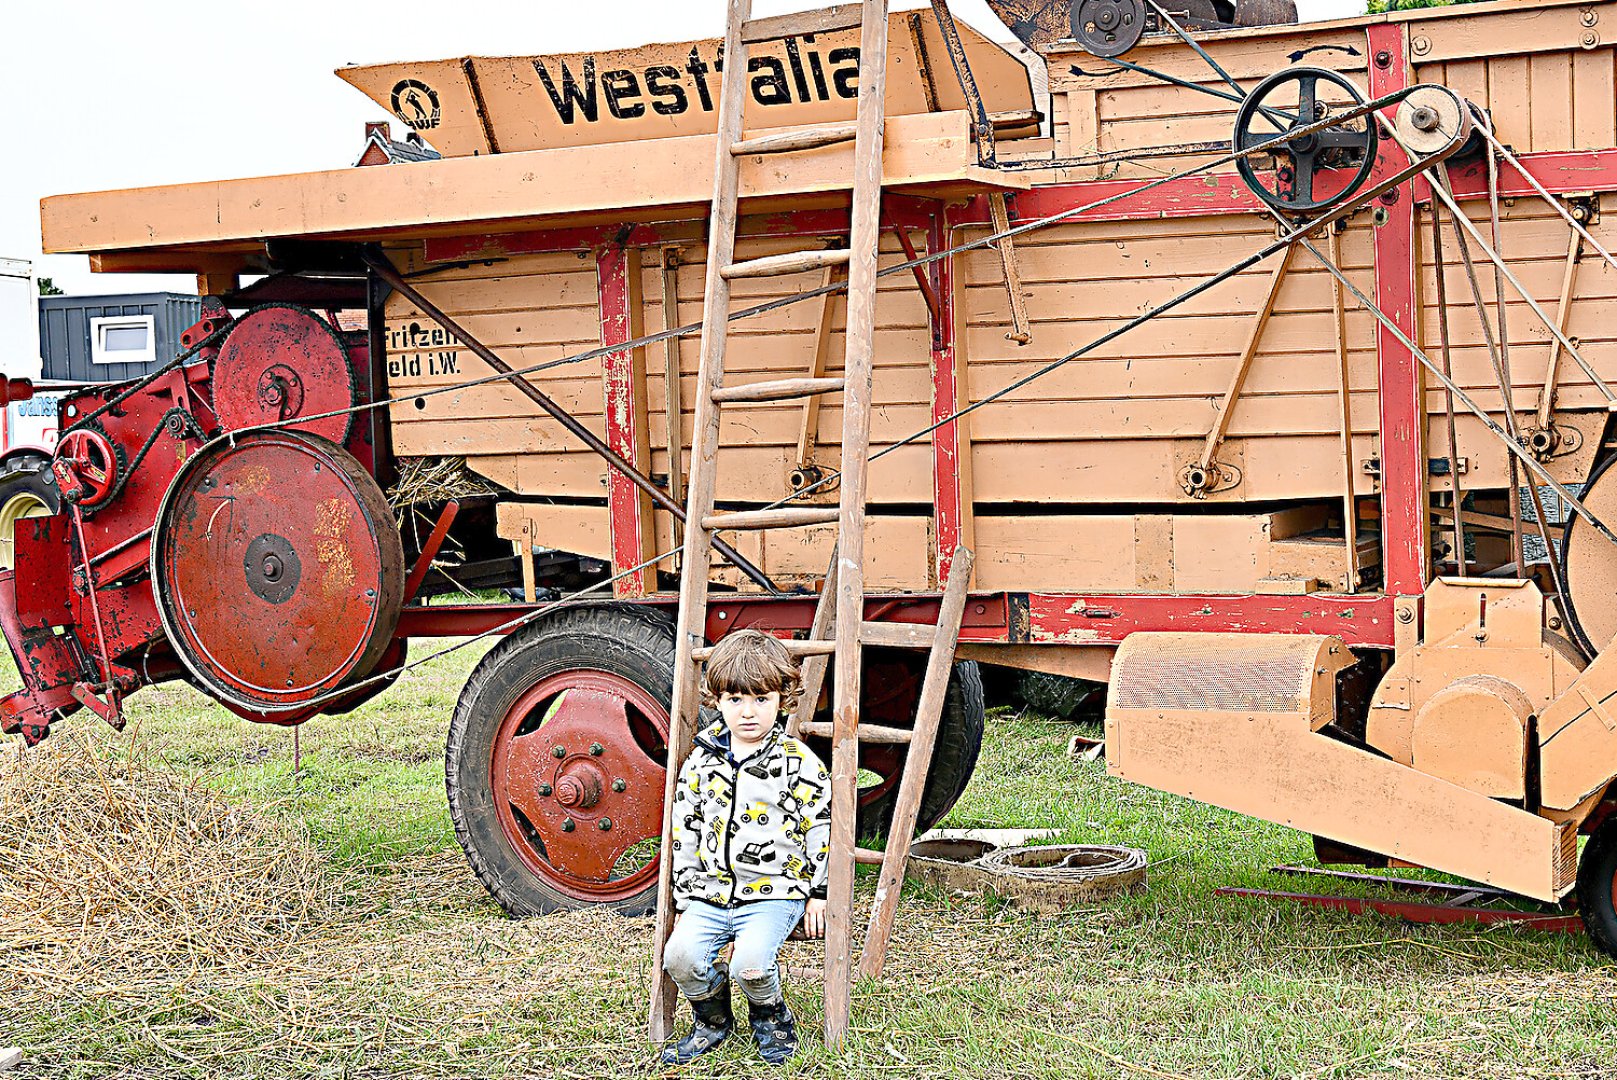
{"left": 562, "top": 819, "right": 576, "bottom": 832}
{"left": 538, "top": 783, "right": 553, "bottom": 796}
{"left": 599, "top": 818, "right": 613, "bottom": 831}
{"left": 612, "top": 779, "right": 627, "bottom": 793}
{"left": 552, "top": 746, "right": 566, "bottom": 758}
{"left": 589, "top": 743, "right": 605, "bottom": 756}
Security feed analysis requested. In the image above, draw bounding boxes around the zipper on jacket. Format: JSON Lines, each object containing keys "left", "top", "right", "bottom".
{"left": 721, "top": 754, "right": 741, "bottom": 907}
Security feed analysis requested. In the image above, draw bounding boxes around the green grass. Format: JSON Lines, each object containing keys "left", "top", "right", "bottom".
{"left": 4, "top": 644, "right": 1616, "bottom": 1079}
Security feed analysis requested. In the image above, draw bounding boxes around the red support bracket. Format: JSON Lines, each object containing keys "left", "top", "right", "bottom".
{"left": 403, "top": 500, "right": 461, "bottom": 604}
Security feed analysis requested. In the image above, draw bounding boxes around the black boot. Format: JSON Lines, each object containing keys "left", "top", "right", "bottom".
{"left": 661, "top": 986, "right": 734, "bottom": 1065}
{"left": 748, "top": 998, "right": 799, "bottom": 1065}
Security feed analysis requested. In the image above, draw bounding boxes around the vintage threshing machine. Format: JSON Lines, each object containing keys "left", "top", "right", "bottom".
{"left": 11, "top": 0, "right": 1617, "bottom": 959}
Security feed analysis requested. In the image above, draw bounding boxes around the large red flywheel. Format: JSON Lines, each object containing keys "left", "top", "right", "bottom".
{"left": 151, "top": 430, "right": 405, "bottom": 713}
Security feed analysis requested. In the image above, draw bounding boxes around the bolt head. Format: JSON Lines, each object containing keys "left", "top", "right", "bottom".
{"left": 598, "top": 818, "right": 613, "bottom": 831}
{"left": 1396, "top": 608, "right": 1415, "bottom": 624}
{"left": 538, "top": 783, "right": 553, "bottom": 797}
{"left": 612, "top": 779, "right": 627, "bottom": 793}
{"left": 552, "top": 745, "right": 567, "bottom": 759}
{"left": 562, "top": 819, "right": 576, "bottom": 832}
{"left": 589, "top": 743, "right": 605, "bottom": 756}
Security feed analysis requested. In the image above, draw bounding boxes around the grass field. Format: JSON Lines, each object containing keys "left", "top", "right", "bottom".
{"left": 3, "top": 639, "right": 1616, "bottom": 1080}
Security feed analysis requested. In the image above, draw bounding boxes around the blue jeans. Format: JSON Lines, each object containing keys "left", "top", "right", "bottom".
{"left": 663, "top": 899, "right": 806, "bottom": 1005}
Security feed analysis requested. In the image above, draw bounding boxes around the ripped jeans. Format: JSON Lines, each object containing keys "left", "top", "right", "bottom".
{"left": 663, "top": 898, "right": 806, "bottom": 1006}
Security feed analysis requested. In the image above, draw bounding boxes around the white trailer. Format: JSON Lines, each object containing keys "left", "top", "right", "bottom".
{"left": 0, "top": 259, "right": 54, "bottom": 463}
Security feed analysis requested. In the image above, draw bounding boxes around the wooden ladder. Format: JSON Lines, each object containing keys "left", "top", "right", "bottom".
{"left": 647, "top": 0, "right": 975, "bottom": 1049}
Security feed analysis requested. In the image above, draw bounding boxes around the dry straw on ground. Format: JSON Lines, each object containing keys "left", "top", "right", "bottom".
{"left": 0, "top": 732, "right": 333, "bottom": 994}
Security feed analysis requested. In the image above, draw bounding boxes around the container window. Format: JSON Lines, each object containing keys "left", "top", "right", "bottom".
{"left": 89, "top": 315, "right": 156, "bottom": 366}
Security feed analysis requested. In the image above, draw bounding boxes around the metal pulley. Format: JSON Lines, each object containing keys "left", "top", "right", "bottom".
{"left": 1393, "top": 86, "right": 1475, "bottom": 157}
{"left": 1233, "top": 67, "right": 1380, "bottom": 216}
{"left": 1071, "top": 0, "right": 1146, "bottom": 57}
{"left": 150, "top": 430, "right": 404, "bottom": 713}
{"left": 211, "top": 305, "right": 358, "bottom": 443}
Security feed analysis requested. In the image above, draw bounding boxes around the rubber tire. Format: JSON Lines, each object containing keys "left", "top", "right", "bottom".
{"left": 447, "top": 604, "right": 677, "bottom": 918}
{"left": 1577, "top": 814, "right": 1617, "bottom": 960}
{"left": 1016, "top": 669, "right": 1103, "bottom": 720}
{"left": 833, "top": 657, "right": 986, "bottom": 843}
{"left": 0, "top": 454, "right": 60, "bottom": 571}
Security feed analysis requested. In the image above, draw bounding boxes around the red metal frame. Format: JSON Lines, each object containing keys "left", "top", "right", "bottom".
{"left": 597, "top": 243, "right": 653, "bottom": 598}
{"left": 930, "top": 209, "right": 969, "bottom": 586}
{"left": 1367, "top": 22, "right": 1428, "bottom": 600}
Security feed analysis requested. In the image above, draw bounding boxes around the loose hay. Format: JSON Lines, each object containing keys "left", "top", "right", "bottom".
{"left": 388, "top": 456, "right": 500, "bottom": 509}
{"left": 0, "top": 732, "right": 333, "bottom": 992}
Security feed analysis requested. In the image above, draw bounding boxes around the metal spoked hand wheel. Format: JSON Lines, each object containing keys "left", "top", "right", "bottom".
{"left": 1234, "top": 67, "right": 1379, "bottom": 216}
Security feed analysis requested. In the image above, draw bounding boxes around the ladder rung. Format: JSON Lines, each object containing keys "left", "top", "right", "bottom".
{"left": 853, "top": 848, "right": 885, "bottom": 866}
{"left": 693, "top": 639, "right": 837, "bottom": 663}
{"left": 861, "top": 622, "right": 936, "bottom": 650}
{"left": 741, "top": 4, "right": 864, "bottom": 44}
{"left": 731, "top": 124, "right": 860, "bottom": 157}
{"left": 704, "top": 507, "right": 841, "bottom": 531}
{"left": 722, "top": 249, "right": 852, "bottom": 281}
{"left": 797, "top": 720, "right": 914, "bottom": 744}
{"left": 712, "top": 377, "right": 846, "bottom": 404}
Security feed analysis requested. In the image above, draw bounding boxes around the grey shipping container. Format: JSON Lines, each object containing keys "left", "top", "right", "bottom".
{"left": 38, "top": 293, "right": 201, "bottom": 384}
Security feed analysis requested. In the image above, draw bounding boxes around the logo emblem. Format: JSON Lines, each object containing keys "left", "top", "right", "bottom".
{"left": 390, "top": 79, "right": 442, "bottom": 131}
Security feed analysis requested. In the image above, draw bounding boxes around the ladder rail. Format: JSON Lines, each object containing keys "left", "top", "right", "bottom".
{"left": 859, "top": 546, "right": 976, "bottom": 980}
{"left": 647, "top": 0, "right": 755, "bottom": 1044}
{"left": 824, "top": 0, "right": 893, "bottom": 1047}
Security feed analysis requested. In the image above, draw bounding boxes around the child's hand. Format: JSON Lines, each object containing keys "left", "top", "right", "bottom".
{"left": 803, "top": 899, "right": 827, "bottom": 940}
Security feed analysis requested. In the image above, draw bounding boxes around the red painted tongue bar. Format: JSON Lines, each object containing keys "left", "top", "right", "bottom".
{"left": 0, "top": 377, "right": 32, "bottom": 406}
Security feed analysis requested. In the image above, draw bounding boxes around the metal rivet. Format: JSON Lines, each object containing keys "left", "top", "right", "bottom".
{"left": 589, "top": 743, "right": 605, "bottom": 756}
{"left": 562, "top": 819, "right": 576, "bottom": 832}
{"left": 1373, "top": 49, "right": 1391, "bottom": 68}
{"left": 599, "top": 818, "right": 613, "bottom": 831}
{"left": 538, "top": 783, "right": 553, "bottom": 796}
{"left": 612, "top": 779, "right": 627, "bottom": 793}
{"left": 553, "top": 746, "right": 567, "bottom": 758}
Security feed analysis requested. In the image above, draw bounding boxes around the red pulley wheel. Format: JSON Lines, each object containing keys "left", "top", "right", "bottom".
{"left": 151, "top": 430, "right": 404, "bottom": 713}
{"left": 211, "top": 305, "right": 357, "bottom": 443}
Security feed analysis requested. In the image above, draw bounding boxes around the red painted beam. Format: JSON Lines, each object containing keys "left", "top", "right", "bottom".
{"left": 1216, "top": 887, "right": 1584, "bottom": 934}
{"left": 1026, "top": 592, "right": 1396, "bottom": 648}
{"left": 930, "top": 210, "right": 969, "bottom": 585}
{"left": 1368, "top": 21, "right": 1427, "bottom": 599}
{"left": 597, "top": 243, "right": 653, "bottom": 598}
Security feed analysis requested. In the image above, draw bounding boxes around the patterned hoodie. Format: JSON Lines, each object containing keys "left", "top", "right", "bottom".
{"left": 670, "top": 718, "right": 832, "bottom": 910}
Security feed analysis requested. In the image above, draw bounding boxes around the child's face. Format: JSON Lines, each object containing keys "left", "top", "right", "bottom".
{"left": 716, "top": 689, "right": 781, "bottom": 746}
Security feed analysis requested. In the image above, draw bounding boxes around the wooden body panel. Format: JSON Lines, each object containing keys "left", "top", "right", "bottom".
{"left": 34, "top": 0, "right": 1617, "bottom": 600}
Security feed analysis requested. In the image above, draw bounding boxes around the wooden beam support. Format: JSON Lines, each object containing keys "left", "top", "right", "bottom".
{"left": 1534, "top": 226, "right": 1585, "bottom": 432}
{"left": 598, "top": 243, "right": 656, "bottom": 597}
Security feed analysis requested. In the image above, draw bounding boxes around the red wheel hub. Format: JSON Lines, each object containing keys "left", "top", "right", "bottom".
{"left": 491, "top": 671, "right": 668, "bottom": 902}
{"left": 55, "top": 429, "right": 120, "bottom": 508}
{"left": 211, "top": 306, "right": 357, "bottom": 443}
{"left": 150, "top": 430, "right": 404, "bottom": 713}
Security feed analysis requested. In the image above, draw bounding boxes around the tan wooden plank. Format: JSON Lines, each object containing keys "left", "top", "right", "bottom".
{"left": 1572, "top": 49, "right": 1617, "bottom": 150}
{"left": 732, "top": 123, "right": 860, "bottom": 155}
{"left": 797, "top": 720, "right": 914, "bottom": 742}
{"left": 860, "top": 621, "right": 935, "bottom": 649}
{"left": 43, "top": 110, "right": 1022, "bottom": 259}
{"left": 723, "top": 248, "right": 854, "bottom": 280}
{"left": 1530, "top": 51, "right": 1576, "bottom": 153}
{"left": 703, "top": 507, "right": 842, "bottom": 530}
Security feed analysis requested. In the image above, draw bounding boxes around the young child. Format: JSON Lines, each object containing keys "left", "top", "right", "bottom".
{"left": 661, "top": 629, "right": 832, "bottom": 1066}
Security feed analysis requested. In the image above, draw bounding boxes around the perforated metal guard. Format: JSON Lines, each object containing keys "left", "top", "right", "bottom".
{"left": 1112, "top": 634, "right": 1326, "bottom": 714}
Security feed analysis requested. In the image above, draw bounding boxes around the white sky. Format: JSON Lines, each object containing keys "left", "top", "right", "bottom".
{"left": 3, "top": 0, "right": 1364, "bottom": 297}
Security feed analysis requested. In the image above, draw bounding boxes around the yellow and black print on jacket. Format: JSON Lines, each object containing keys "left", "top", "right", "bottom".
{"left": 670, "top": 718, "right": 832, "bottom": 910}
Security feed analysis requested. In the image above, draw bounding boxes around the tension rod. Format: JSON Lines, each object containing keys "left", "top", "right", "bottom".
{"left": 361, "top": 249, "right": 781, "bottom": 595}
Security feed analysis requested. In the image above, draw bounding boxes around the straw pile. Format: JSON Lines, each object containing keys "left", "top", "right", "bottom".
{"left": 388, "top": 456, "right": 500, "bottom": 508}
{"left": 0, "top": 733, "right": 333, "bottom": 992}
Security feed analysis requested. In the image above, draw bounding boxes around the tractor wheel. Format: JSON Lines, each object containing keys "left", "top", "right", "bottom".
{"left": 0, "top": 453, "right": 58, "bottom": 571}
{"left": 447, "top": 611, "right": 988, "bottom": 916}
{"left": 1577, "top": 813, "right": 1617, "bottom": 960}
{"left": 447, "top": 604, "right": 677, "bottom": 917}
{"left": 800, "top": 650, "right": 986, "bottom": 843}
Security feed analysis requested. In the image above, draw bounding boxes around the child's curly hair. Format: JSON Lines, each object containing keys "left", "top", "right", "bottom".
{"left": 700, "top": 629, "right": 804, "bottom": 718}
